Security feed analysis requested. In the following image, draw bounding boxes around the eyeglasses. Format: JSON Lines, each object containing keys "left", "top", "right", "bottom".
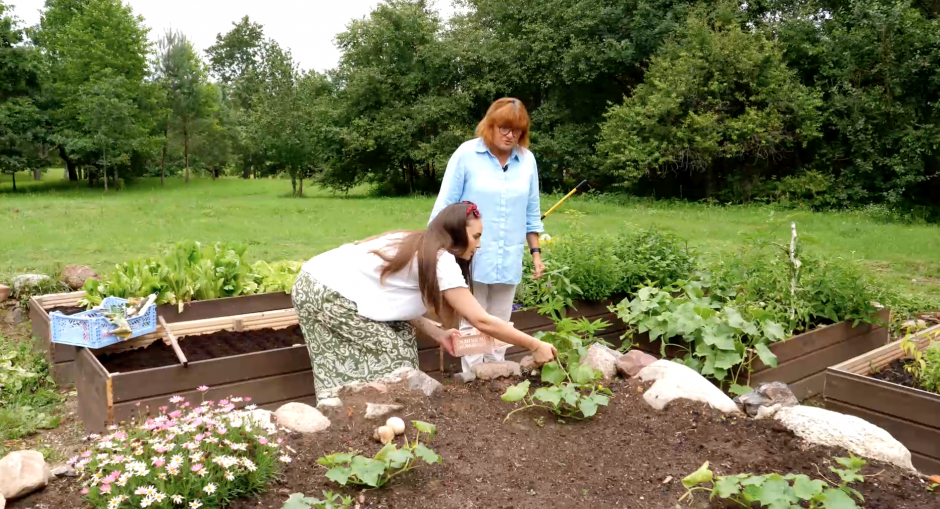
{"left": 498, "top": 126, "right": 522, "bottom": 137}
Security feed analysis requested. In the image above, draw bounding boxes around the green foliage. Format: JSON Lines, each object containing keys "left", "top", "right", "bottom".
{"left": 502, "top": 317, "right": 613, "bottom": 422}
{"left": 680, "top": 454, "right": 868, "bottom": 508}
{"left": 317, "top": 421, "right": 440, "bottom": 488}
{"left": 613, "top": 227, "right": 698, "bottom": 295}
{"left": 281, "top": 492, "right": 352, "bottom": 509}
{"left": 541, "top": 230, "right": 623, "bottom": 301}
{"left": 0, "top": 335, "right": 61, "bottom": 456}
{"left": 598, "top": 1, "right": 822, "bottom": 188}
{"left": 614, "top": 281, "right": 786, "bottom": 388}
{"left": 80, "top": 241, "right": 301, "bottom": 311}
{"left": 516, "top": 258, "right": 581, "bottom": 319}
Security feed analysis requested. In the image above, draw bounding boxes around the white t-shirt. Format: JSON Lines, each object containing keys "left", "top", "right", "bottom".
{"left": 301, "top": 233, "right": 468, "bottom": 322}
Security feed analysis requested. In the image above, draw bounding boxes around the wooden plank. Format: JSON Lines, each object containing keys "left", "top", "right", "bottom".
{"left": 28, "top": 297, "right": 51, "bottom": 344}
{"left": 159, "top": 317, "right": 188, "bottom": 367}
{"left": 158, "top": 292, "right": 294, "bottom": 323}
{"left": 824, "top": 369, "right": 940, "bottom": 429}
{"left": 75, "top": 348, "right": 111, "bottom": 433}
{"left": 111, "top": 369, "right": 316, "bottom": 426}
{"left": 835, "top": 324, "right": 940, "bottom": 374}
{"left": 750, "top": 327, "right": 887, "bottom": 386}
{"left": 824, "top": 399, "right": 940, "bottom": 475}
{"left": 786, "top": 371, "right": 826, "bottom": 400}
{"left": 51, "top": 361, "right": 75, "bottom": 387}
{"left": 910, "top": 451, "right": 940, "bottom": 477}
{"left": 418, "top": 348, "right": 441, "bottom": 373}
{"left": 108, "top": 346, "right": 312, "bottom": 402}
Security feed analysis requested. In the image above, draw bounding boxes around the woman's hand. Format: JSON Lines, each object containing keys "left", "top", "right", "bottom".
{"left": 435, "top": 328, "right": 460, "bottom": 356}
{"left": 531, "top": 340, "right": 557, "bottom": 364}
{"left": 532, "top": 252, "right": 546, "bottom": 280}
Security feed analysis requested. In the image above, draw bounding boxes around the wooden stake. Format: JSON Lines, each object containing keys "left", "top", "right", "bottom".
{"left": 159, "top": 316, "right": 188, "bottom": 368}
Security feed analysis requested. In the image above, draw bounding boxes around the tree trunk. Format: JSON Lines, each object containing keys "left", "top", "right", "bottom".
{"left": 298, "top": 173, "right": 304, "bottom": 196}
{"left": 183, "top": 124, "right": 190, "bottom": 184}
{"left": 161, "top": 127, "right": 168, "bottom": 187}
{"left": 242, "top": 162, "right": 250, "bottom": 179}
{"left": 11, "top": 171, "right": 16, "bottom": 191}
{"left": 60, "top": 146, "right": 78, "bottom": 181}
{"left": 115, "top": 165, "right": 120, "bottom": 190}
{"left": 88, "top": 168, "right": 94, "bottom": 187}
{"left": 290, "top": 170, "right": 297, "bottom": 195}
{"left": 103, "top": 166, "right": 108, "bottom": 192}
{"left": 212, "top": 167, "right": 220, "bottom": 180}
{"left": 33, "top": 168, "right": 41, "bottom": 181}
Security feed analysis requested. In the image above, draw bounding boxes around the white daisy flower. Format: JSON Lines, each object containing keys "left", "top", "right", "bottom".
{"left": 278, "top": 455, "right": 291, "bottom": 464}
{"left": 203, "top": 483, "right": 217, "bottom": 495}
{"left": 189, "top": 500, "right": 203, "bottom": 509}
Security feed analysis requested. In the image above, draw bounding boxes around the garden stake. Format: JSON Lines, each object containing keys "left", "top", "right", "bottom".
{"left": 159, "top": 316, "right": 189, "bottom": 367}
{"left": 541, "top": 180, "right": 591, "bottom": 220}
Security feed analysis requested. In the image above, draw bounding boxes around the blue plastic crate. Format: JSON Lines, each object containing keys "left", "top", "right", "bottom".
{"left": 49, "top": 296, "right": 158, "bottom": 349}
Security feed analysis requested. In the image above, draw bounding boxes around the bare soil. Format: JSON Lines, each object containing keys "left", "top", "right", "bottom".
{"left": 871, "top": 359, "right": 922, "bottom": 390}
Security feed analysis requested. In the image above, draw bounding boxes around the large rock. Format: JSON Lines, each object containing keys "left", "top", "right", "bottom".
{"left": 617, "top": 350, "right": 657, "bottom": 378}
{"left": 0, "top": 285, "right": 10, "bottom": 301}
{"left": 774, "top": 405, "right": 914, "bottom": 471}
{"left": 472, "top": 361, "right": 522, "bottom": 380}
{"left": 733, "top": 382, "right": 798, "bottom": 417}
{"left": 274, "top": 403, "right": 331, "bottom": 433}
{"left": 636, "top": 360, "right": 742, "bottom": 414}
{"left": 0, "top": 450, "right": 53, "bottom": 500}
{"left": 60, "top": 265, "right": 99, "bottom": 290}
{"left": 582, "top": 344, "right": 621, "bottom": 382}
{"left": 10, "top": 274, "right": 51, "bottom": 297}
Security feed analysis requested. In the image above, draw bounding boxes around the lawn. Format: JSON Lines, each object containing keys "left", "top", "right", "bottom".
{"left": 2, "top": 177, "right": 939, "bottom": 304}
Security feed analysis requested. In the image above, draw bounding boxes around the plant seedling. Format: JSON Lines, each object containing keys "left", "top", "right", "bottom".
{"left": 281, "top": 491, "right": 353, "bottom": 509}
{"left": 679, "top": 454, "right": 870, "bottom": 509}
{"left": 316, "top": 421, "right": 441, "bottom": 488}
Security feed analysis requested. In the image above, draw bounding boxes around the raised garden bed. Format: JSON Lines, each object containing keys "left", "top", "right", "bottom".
{"left": 28, "top": 290, "right": 294, "bottom": 385}
{"left": 825, "top": 323, "right": 940, "bottom": 476}
{"left": 75, "top": 324, "right": 316, "bottom": 433}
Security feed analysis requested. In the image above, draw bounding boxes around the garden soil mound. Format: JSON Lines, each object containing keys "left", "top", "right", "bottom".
{"left": 98, "top": 325, "right": 304, "bottom": 372}
{"left": 9, "top": 379, "right": 935, "bottom": 509}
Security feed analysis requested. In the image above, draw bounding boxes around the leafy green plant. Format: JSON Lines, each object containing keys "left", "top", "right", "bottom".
{"left": 80, "top": 241, "right": 302, "bottom": 311}
{"left": 317, "top": 421, "right": 441, "bottom": 488}
{"left": 613, "top": 226, "right": 698, "bottom": 295}
{"left": 502, "top": 317, "right": 613, "bottom": 422}
{"left": 516, "top": 258, "right": 581, "bottom": 319}
{"left": 0, "top": 335, "right": 61, "bottom": 455}
{"left": 281, "top": 492, "right": 352, "bottom": 509}
{"left": 613, "top": 280, "right": 786, "bottom": 393}
{"left": 680, "top": 454, "right": 869, "bottom": 508}
{"left": 542, "top": 230, "right": 624, "bottom": 301}
{"left": 899, "top": 334, "right": 926, "bottom": 381}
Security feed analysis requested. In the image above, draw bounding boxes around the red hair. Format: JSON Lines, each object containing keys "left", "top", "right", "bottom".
{"left": 475, "top": 98, "right": 530, "bottom": 150}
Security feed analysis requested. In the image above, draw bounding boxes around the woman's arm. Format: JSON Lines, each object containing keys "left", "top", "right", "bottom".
{"left": 526, "top": 158, "right": 545, "bottom": 278}
{"left": 442, "top": 287, "right": 556, "bottom": 363}
{"left": 429, "top": 151, "right": 465, "bottom": 224}
{"left": 408, "top": 316, "right": 457, "bottom": 356}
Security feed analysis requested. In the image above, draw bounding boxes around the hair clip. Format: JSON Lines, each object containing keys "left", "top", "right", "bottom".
{"left": 461, "top": 201, "right": 481, "bottom": 218}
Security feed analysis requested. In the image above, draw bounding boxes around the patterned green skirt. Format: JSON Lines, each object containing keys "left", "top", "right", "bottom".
{"left": 292, "top": 270, "right": 419, "bottom": 399}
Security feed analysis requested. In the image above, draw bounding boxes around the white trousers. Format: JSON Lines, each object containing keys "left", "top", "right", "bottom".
{"left": 461, "top": 281, "right": 516, "bottom": 373}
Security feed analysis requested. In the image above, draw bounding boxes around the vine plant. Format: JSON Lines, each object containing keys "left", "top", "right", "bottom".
{"left": 680, "top": 454, "right": 872, "bottom": 508}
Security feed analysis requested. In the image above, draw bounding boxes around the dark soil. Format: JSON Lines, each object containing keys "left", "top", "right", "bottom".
{"left": 47, "top": 305, "right": 87, "bottom": 316}
{"left": 9, "top": 377, "right": 936, "bottom": 509}
{"left": 98, "top": 325, "right": 305, "bottom": 372}
{"left": 871, "top": 359, "right": 920, "bottom": 389}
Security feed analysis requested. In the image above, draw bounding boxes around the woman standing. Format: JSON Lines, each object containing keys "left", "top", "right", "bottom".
{"left": 293, "top": 202, "right": 556, "bottom": 399}
{"left": 430, "top": 98, "right": 546, "bottom": 372}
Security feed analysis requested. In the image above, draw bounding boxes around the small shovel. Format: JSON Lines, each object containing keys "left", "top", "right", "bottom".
{"left": 541, "top": 180, "right": 591, "bottom": 220}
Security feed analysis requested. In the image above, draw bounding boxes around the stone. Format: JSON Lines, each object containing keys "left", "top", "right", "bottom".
{"left": 453, "top": 372, "right": 476, "bottom": 384}
{"left": 50, "top": 465, "right": 77, "bottom": 478}
{"left": 617, "top": 350, "right": 657, "bottom": 378}
{"left": 734, "top": 382, "right": 799, "bottom": 417}
{"left": 59, "top": 265, "right": 99, "bottom": 291}
{"left": 10, "top": 274, "right": 51, "bottom": 296}
{"left": 519, "top": 355, "right": 537, "bottom": 372}
{"left": 0, "top": 285, "right": 10, "bottom": 301}
{"left": 316, "top": 398, "right": 343, "bottom": 409}
{"left": 472, "top": 361, "right": 522, "bottom": 380}
{"left": 365, "top": 403, "right": 403, "bottom": 419}
{"left": 404, "top": 370, "right": 443, "bottom": 397}
{"left": 636, "top": 360, "right": 742, "bottom": 414}
{"left": 274, "top": 403, "right": 331, "bottom": 434}
{"left": 0, "top": 450, "right": 53, "bottom": 500}
{"left": 582, "top": 344, "right": 621, "bottom": 382}
{"left": 773, "top": 405, "right": 915, "bottom": 471}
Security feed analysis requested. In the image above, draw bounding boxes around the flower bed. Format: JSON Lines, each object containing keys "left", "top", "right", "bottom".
{"left": 29, "top": 291, "right": 295, "bottom": 385}
{"left": 825, "top": 323, "right": 940, "bottom": 475}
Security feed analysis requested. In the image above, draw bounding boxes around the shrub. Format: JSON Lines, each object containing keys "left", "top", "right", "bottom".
{"left": 73, "top": 391, "right": 286, "bottom": 509}
{"left": 614, "top": 227, "right": 698, "bottom": 295}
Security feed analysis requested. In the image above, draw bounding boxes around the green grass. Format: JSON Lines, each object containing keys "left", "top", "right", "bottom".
{"left": 1, "top": 177, "right": 938, "bottom": 305}
{"left": 0, "top": 334, "right": 62, "bottom": 456}
{"left": 0, "top": 168, "right": 66, "bottom": 189}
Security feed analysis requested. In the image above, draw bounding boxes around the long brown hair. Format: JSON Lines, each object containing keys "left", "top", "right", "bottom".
{"left": 476, "top": 98, "right": 531, "bottom": 150}
{"left": 370, "top": 202, "right": 478, "bottom": 322}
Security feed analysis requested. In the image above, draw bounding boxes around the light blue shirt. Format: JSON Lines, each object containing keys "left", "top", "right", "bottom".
{"left": 429, "top": 138, "right": 544, "bottom": 285}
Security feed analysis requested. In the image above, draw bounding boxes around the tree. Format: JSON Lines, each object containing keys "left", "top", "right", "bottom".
{"left": 598, "top": 3, "right": 822, "bottom": 198}
{"left": 33, "top": 0, "right": 152, "bottom": 182}
{"left": 0, "top": 1, "right": 43, "bottom": 191}
{"left": 154, "top": 29, "right": 212, "bottom": 184}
